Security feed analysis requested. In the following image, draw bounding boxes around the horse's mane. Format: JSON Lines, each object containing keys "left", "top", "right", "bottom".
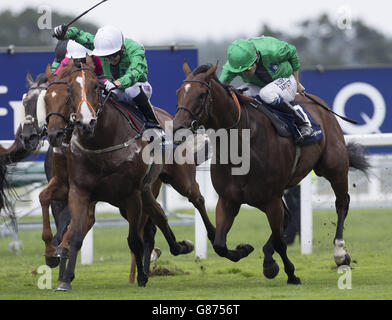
{"left": 35, "top": 73, "right": 48, "bottom": 86}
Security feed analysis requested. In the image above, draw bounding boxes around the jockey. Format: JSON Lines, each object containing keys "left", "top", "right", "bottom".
{"left": 219, "top": 37, "right": 313, "bottom": 141}
{"left": 52, "top": 40, "right": 103, "bottom": 76}
{"left": 53, "top": 24, "right": 163, "bottom": 132}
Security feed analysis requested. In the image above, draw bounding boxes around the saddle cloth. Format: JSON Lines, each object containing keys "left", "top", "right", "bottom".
{"left": 250, "top": 98, "right": 323, "bottom": 146}
{"left": 107, "top": 95, "right": 176, "bottom": 149}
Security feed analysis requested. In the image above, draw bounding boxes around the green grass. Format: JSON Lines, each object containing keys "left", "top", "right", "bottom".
{"left": 0, "top": 208, "right": 391, "bottom": 300}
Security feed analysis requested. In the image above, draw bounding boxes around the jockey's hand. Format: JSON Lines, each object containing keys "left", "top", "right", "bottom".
{"left": 53, "top": 24, "right": 68, "bottom": 40}
{"left": 297, "top": 82, "right": 306, "bottom": 95}
{"left": 104, "top": 80, "right": 118, "bottom": 92}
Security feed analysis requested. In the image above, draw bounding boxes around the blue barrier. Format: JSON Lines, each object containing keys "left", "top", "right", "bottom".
{"left": 301, "top": 67, "right": 392, "bottom": 153}
{"left": 0, "top": 47, "right": 198, "bottom": 140}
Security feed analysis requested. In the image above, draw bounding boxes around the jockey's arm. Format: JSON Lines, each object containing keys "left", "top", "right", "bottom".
{"left": 64, "top": 27, "right": 95, "bottom": 51}
{"left": 218, "top": 62, "right": 237, "bottom": 84}
{"left": 116, "top": 44, "right": 148, "bottom": 90}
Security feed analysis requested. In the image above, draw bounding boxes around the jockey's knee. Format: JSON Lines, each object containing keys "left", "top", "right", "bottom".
{"left": 259, "top": 88, "right": 282, "bottom": 107}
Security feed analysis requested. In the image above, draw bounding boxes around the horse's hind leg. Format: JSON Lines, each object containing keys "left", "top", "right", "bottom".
{"left": 316, "top": 151, "right": 351, "bottom": 266}
{"left": 327, "top": 174, "right": 351, "bottom": 266}
{"left": 213, "top": 196, "right": 254, "bottom": 262}
{"left": 264, "top": 197, "right": 300, "bottom": 284}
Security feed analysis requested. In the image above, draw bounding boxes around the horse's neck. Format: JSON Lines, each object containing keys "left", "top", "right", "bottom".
{"left": 75, "top": 101, "right": 135, "bottom": 149}
{"left": 209, "top": 82, "right": 243, "bottom": 130}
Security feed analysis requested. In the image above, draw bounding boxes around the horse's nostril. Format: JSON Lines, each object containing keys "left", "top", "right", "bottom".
{"left": 89, "top": 119, "right": 97, "bottom": 128}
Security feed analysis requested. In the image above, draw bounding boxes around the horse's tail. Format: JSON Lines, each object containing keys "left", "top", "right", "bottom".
{"left": 347, "top": 142, "right": 371, "bottom": 176}
{"left": 0, "top": 156, "right": 16, "bottom": 219}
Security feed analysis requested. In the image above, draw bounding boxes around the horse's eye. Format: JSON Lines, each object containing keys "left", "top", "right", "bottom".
{"left": 198, "top": 92, "right": 206, "bottom": 101}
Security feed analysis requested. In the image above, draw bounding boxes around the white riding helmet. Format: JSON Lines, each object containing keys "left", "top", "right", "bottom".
{"left": 91, "top": 25, "right": 124, "bottom": 57}
{"left": 66, "top": 40, "right": 92, "bottom": 59}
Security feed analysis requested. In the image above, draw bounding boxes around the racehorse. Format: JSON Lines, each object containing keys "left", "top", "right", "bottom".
{"left": 39, "top": 57, "right": 214, "bottom": 290}
{"left": 0, "top": 73, "right": 70, "bottom": 247}
{"left": 172, "top": 62, "right": 370, "bottom": 284}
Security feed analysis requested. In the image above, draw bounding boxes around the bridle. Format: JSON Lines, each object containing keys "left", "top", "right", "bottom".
{"left": 45, "top": 65, "right": 105, "bottom": 132}
{"left": 176, "top": 79, "right": 242, "bottom": 132}
{"left": 22, "top": 84, "right": 47, "bottom": 132}
{"left": 176, "top": 79, "right": 212, "bottom": 132}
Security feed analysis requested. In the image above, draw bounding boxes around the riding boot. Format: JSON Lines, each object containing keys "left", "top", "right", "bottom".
{"left": 133, "top": 88, "right": 166, "bottom": 141}
{"left": 277, "top": 101, "right": 313, "bottom": 141}
{"left": 133, "top": 89, "right": 160, "bottom": 127}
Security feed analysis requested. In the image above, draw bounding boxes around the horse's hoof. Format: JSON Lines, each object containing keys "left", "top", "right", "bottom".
{"left": 54, "top": 282, "right": 72, "bottom": 292}
{"left": 45, "top": 256, "right": 60, "bottom": 268}
{"left": 236, "top": 244, "right": 254, "bottom": 258}
{"left": 137, "top": 274, "right": 148, "bottom": 287}
{"left": 287, "top": 276, "right": 301, "bottom": 285}
{"left": 263, "top": 261, "right": 280, "bottom": 279}
{"left": 150, "top": 248, "right": 162, "bottom": 262}
{"left": 180, "top": 240, "right": 194, "bottom": 254}
{"left": 54, "top": 246, "right": 69, "bottom": 259}
{"left": 335, "top": 253, "right": 351, "bottom": 267}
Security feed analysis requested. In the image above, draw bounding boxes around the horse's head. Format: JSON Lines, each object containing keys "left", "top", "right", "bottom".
{"left": 19, "top": 72, "right": 47, "bottom": 151}
{"left": 67, "top": 57, "right": 101, "bottom": 137}
{"left": 173, "top": 62, "right": 217, "bottom": 142}
{"left": 43, "top": 64, "right": 73, "bottom": 147}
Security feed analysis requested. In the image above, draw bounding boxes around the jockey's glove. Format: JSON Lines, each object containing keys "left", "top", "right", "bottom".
{"left": 53, "top": 24, "right": 68, "bottom": 40}
{"left": 104, "top": 80, "right": 118, "bottom": 92}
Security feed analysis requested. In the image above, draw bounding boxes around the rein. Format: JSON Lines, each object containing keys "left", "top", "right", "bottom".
{"left": 45, "top": 80, "right": 74, "bottom": 133}
{"left": 177, "top": 79, "right": 244, "bottom": 131}
{"left": 69, "top": 64, "right": 140, "bottom": 154}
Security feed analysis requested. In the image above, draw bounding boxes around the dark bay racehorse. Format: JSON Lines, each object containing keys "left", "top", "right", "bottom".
{"left": 173, "top": 62, "right": 370, "bottom": 284}
{"left": 40, "top": 57, "right": 214, "bottom": 290}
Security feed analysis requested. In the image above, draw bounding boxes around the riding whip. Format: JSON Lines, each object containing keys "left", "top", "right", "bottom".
{"left": 304, "top": 92, "right": 358, "bottom": 125}
{"left": 65, "top": 0, "right": 109, "bottom": 28}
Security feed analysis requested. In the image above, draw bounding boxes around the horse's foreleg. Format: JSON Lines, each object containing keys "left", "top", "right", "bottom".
{"left": 264, "top": 197, "right": 300, "bottom": 284}
{"left": 55, "top": 188, "right": 90, "bottom": 292}
{"left": 125, "top": 191, "right": 148, "bottom": 287}
{"left": 213, "top": 196, "right": 253, "bottom": 262}
{"left": 39, "top": 177, "right": 61, "bottom": 267}
{"left": 141, "top": 184, "right": 194, "bottom": 256}
{"left": 164, "top": 167, "right": 216, "bottom": 243}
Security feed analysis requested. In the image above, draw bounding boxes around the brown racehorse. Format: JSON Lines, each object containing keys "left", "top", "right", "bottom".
{"left": 39, "top": 63, "right": 158, "bottom": 284}
{"left": 172, "top": 62, "right": 370, "bottom": 284}
{"left": 41, "top": 57, "right": 215, "bottom": 290}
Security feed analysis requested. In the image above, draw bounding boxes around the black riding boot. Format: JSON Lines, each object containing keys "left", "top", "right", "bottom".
{"left": 133, "top": 89, "right": 161, "bottom": 127}
{"left": 277, "top": 101, "right": 313, "bottom": 141}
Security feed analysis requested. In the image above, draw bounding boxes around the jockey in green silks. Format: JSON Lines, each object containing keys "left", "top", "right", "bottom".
{"left": 219, "top": 37, "right": 313, "bottom": 141}
{"left": 53, "top": 24, "right": 163, "bottom": 132}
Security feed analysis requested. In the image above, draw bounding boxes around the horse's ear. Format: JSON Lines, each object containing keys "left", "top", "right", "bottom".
{"left": 45, "top": 64, "right": 52, "bottom": 80}
{"left": 26, "top": 72, "right": 34, "bottom": 88}
{"left": 86, "top": 55, "right": 95, "bottom": 69}
{"left": 183, "top": 60, "right": 192, "bottom": 77}
{"left": 205, "top": 63, "right": 218, "bottom": 80}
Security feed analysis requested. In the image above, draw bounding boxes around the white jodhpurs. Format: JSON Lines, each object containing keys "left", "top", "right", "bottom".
{"left": 113, "top": 81, "right": 152, "bottom": 103}
{"left": 238, "top": 75, "right": 297, "bottom": 106}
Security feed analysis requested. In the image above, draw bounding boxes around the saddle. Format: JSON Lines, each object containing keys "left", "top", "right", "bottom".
{"left": 236, "top": 92, "right": 323, "bottom": 146}
{"left": 107, "top": 95, "right": 161, "bottom": 135}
